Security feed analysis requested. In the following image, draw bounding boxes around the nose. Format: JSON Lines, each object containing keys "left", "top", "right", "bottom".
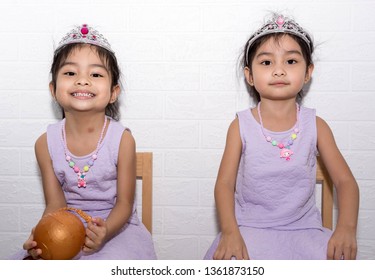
{"left": 75, "top": 75, "right": 90, "bottom": 86}
{"left": 272, "top": 64, "right": 286, "bottom": 77}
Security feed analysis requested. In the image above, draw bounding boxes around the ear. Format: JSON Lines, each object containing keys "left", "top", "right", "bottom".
{"left": 304, "top": 64, "right": 314, "bottom": 84}
{"left": 109, "top": 85, "right": 121, "bottom": 104}
{"left": 49, "top": 82, "right": 57, "bottom": 99}
{"left": 244, "top": 67, "right": 254, "bottom": 86}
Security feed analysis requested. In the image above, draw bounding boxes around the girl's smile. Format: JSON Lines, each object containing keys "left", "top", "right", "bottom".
{"left": 71, "top": 91, "right": 95, "bottom": 99}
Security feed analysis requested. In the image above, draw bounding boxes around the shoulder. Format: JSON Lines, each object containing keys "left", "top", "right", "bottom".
{"left": 315, "top": 115, "right": 337, "bottom": 151}
{"left": 117, "top": 130, "right": 136, "bottom": 169}
{"left": 227, "top": 117, "right": 240, "bottom": 136}
{"left": 35, "top": 132, "right": 47, "bottom": 151}
{"left": 224, "top": 118, "right": 242, "bottom": 151}
{"left": 119, "top": 129, "right": 136, "bottom": 155}
{"left": 316, "top": 116, "right": 333, "bottom": 134}
{"left": 121, "top": 129, "right": 135, "bottom": 145}
{"left": 34, "top": 132, "right": 52, "bottom": 163}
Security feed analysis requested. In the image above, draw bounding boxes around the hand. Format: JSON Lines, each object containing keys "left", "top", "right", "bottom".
{"left": 327, "top": 225, "right": 357, "bottom": 260}
{"left": 213, "top": 229, "right": 250, "bottom": 260}
{"left": 23, "top": 227, "right": 42, "bottom": 259}
{"left": 83, "top": 217, "right": 108, "bottom": 254}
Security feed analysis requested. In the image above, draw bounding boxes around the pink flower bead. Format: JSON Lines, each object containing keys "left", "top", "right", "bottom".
{"left": 92, "top": 154, "right": 97, "bottom": 160}
{"left": 278, "top": 143, "right": 284, "bottom": 149}
{"left": 66, "top": 155, "right": 71, "bottom": 161}
{"left": 266, "top": 136, "right": 272, "bottom": 142}
{"left": 73, "top": 166, "right": 80, "bottom": 173}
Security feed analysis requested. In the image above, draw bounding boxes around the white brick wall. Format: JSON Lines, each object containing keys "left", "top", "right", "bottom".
{"left": 0, "top": 0, "right": 374, "bottom": 260}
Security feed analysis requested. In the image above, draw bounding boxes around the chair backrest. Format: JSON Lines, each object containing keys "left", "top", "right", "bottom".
{"left": 316, "top": 156, "right": 334, "bottom": 230}
{"left": 136, "top": 152, "right": 153, "bottom": 233}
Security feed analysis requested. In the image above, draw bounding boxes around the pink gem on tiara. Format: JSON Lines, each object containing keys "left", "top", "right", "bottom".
{"left": 81, "top": 25, "right": 89, "bottom": 35}
{"left": 56, "top": 24, "right": 113, "bottom": 54}
{"left": 276, "top": 16, "right": 284, "bottom": 28}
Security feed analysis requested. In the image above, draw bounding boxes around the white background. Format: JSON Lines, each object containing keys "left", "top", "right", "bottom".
{"left": 0, "top": 0, "right": 374, "bottom": 260}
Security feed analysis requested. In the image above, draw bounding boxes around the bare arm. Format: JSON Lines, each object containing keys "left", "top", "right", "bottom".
{"left": 213, "top": 118, "right": 249, "bottom": 260}
{"left": 316, "top": 117, "right": 359, "bottom": 260}
{"left": 24, "top": 133, "right": 67, "bottom": 258}
{"left": 105, "top": 130, "right": 136, "bottom": 239}
{"left": 35, "top": 133, "right": 67, "bottom": 214}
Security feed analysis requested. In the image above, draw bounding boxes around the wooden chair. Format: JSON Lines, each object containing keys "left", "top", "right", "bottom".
{"left": 316, "top": 156, "right": 334, "bottom": 230}
{"left": 136, "top": 152, "right": 153, "bottom": 233}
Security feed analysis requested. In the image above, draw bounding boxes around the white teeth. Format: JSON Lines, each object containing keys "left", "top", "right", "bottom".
{"left": 72, "top": 92, "right": 94, "bottom": 97}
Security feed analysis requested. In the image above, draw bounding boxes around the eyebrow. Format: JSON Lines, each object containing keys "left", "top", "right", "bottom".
{"left": 256, "top": 50, "right": 303, "bottom": 58}
{"left": 61, "top": 61, "right": 108, "bottom": 71}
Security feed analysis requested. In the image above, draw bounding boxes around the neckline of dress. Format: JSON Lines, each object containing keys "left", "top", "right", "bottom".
{"left": 60, "top": 117, "right": 111, "bottom": 159}
{"left": 249, "top": 104, "right": 301, "bottom": 135}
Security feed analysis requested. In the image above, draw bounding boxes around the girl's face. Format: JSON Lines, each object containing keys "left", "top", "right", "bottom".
{"left": 245, "top": 35, "right": 313, "bottom": 102}
{"left": 50, "top": 44, "right": 119, "bottom": 116}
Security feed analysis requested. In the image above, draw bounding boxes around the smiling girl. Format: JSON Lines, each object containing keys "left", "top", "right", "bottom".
{"left": 12, "top": 24, "right": 156, "bottom": 260}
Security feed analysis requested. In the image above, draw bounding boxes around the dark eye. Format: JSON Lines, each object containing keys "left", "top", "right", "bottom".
{"left": 287, "top": 59, "right": 297, "bottom": 64}
{"left": 92, "top": 73, "right": 104, "bottom": 78}
{"left": 63, "top": 72, "right": 75, "bottom": 76}
{"left": 261, "top": 60, "right": 271, "bottom": 66}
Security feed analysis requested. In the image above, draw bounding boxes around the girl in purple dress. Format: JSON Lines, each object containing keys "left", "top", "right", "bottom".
{"left": 204, "top": 13, "right": 359, "bottom": 260}
{"left": 15, "top": 24, "right": 156, "bottom": 260}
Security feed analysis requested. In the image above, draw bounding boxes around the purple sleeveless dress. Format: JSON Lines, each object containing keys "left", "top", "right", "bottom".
{"left": 10, "top": 118, "right": 156, "bottom": 260}
{"left": 204, "top": 106, "right": 332, "bottom": 260}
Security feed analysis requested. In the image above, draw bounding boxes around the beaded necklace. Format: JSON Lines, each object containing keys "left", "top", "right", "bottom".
{"left": 257, "top": 102, "right": 300, "bottom": 161}
{"left": 62, "top": 116, "right": 107, "bottom": 188}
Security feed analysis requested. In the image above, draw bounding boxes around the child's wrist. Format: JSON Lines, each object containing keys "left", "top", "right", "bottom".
{"left": 335, "top": 223, "right": 357, "bottom": 233}
{"left": 221, "top": 225, "right": 240, "bottom": 235}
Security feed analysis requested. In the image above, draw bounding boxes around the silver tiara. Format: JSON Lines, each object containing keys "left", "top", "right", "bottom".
{"left": 55, "top": 24, "right": 113, "bottom": 54}
{"left": 245, "top": 14, "right": 312, "bottom": 64}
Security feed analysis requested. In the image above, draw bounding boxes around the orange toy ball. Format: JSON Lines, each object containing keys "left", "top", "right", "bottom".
{"left": 34, "top": 210, "right": 86, "bottom": 260}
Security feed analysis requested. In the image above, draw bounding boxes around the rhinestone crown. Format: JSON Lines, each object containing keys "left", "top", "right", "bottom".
{"left": 245, "top": 14, "right": 312, "bottom": 64}
{"left": 55, "top": 24, "right": 113, "bottom": 54}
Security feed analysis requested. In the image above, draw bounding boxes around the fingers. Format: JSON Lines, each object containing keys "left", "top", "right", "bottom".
{"left": 28, "top": 248, "right": 42, "bottom": 259}
{"left": 343, "top": 246, "right": 351, "bottom": 260}
{"left": 213, "top": 247, "right": 249, "bottom": 260}
{"left": 91, "top": 217, "right": 105, "bottom": 227}
{"left": 333, "top": 247, "right": 343, "bottom": 260}
{"left": 84, "top": 217, "right": 107, "bottom": 253}
{"left": 342, "top": 244, "right": 357, "bottom": 260}
{"left": 326, "top": 242, "right": 334, "bottom": 260}
{"left": 84, "top": 227, "right": 99, "bottom": 252}
{"left": 82, "top": 244, "right": 94, "bottom": 253}
{"left": 23, "top": 240, "right": 37, "bottom": 251}
{"left": 213, "top": 231, "right": 250, "bottom": 260}
{"left": 213, "top": 247, "right": 224, "bottom": 260}
{"left": 243, "top": 247, "right": 250, "bottom": 260}
{"left": 22, "top": 228, "right": 42, "bottom": 259}
{"left": 23, "top": 240, "right": 42, "bottom": 259}
{"left": 327, "top": 242, "right": 357, "bottom": 260}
